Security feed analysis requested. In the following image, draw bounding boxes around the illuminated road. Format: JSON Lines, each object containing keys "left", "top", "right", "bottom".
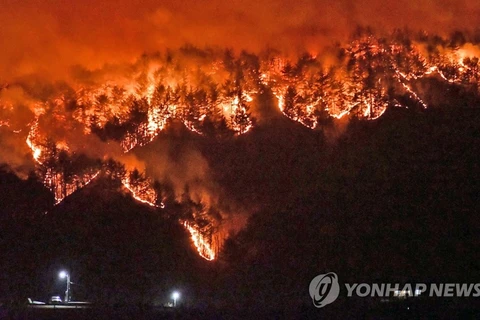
{"left": 28, "top": 303, "right": 91, "bottom": 309}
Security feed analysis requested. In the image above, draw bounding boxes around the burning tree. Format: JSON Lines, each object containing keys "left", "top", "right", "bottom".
{"left": 35, "top": 139, "right": 101, "bottom": 204}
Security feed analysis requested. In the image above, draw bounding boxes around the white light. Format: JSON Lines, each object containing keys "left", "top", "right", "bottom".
{"left": 172, "top": 291, "right": 180, "bottom": 300}
{"left": 59, "top": 271, "right": 67, "bottom": 279}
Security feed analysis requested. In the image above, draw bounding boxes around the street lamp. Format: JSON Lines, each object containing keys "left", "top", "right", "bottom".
{"left": 172, "top": 291, "right": 180, "bottom": 307}
{"left": 59, "top": 271, "right": 71, "bottom": 303}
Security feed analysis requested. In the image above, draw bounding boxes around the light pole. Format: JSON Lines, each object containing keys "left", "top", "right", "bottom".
{"left": 172, "top": 291, "right": 180, "bottom": 307}
{"left": 59, "top": 271, "right": 71, "bottom": 303}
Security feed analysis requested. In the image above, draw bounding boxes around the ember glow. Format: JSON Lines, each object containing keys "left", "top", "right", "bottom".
{"left": 48, "top": 170, "right": 100, "bottom": 205}
{"left": 121, "top": 172, "right": 220, "bottom": 261}
{"left": 26, "top": 119, "right": 42, "bottom": 162}
{"left": 122, "top": 171, "right": 162, "bottom": 208}
{"left": 183, "top": 221, "right": 216, "bottom": 261}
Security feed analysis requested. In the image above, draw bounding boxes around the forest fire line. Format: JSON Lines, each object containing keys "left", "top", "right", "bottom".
{"left": 24, "top": 133, "right": 219, "bottom": 260}
{"left": 23, "top": 113, "right": 219, "bottom": 260}
{"left": 121, "top": 174, "right": 219, "bottom": 261}
{"left": 8, "top": 36, "right": 480, "bottom": 149}
{"left": 26, "top": 119, "right": 42, "bottom": 162}
{"left": 182, "top": 221, "right": 216, "bottom": 261}
{"left": 122, "top": 175, "right": 219, "bottom": 261}
{"left": 26, "top": 133, "right": 101, "bottom": 205}
{"left": 121, "top": 175, "right": 163, "bottom": 208}
{"left": 6, "top": 32, "right": 480, "bottom": 261}
{"left": 48, "top": 171, "right": 100, "bottom": 205}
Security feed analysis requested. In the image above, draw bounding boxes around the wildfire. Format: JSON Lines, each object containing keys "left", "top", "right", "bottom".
{"left": 42, "top": 165, "right": 101, "bottom": 205}
{"left": 121, "top": 174, "right": 219, "bottom": 261}
{"left": 13, "top": 33, "right": 480, "bottom": 261}
{"left": 121, "top": 174, "right": 162, "bottom": 208}
{"left": 183, "top": 221, "right": 216, "bottom": 261}
{"left": 263, "top": 36, "right": 478, "bottom": 125}
{"left": 54, "top": 171, "right": 100, "bottom": 205}
{"left": 26, "top": 119, "right": 42, "bottom": 162}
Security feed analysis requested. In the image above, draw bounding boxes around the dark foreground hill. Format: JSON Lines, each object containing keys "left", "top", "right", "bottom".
{"left": 1, "top": 105, "right": 480, "bottom": 317}
{"left": 0, "top": 176, "right": 215, "bottom": 306}
{"left": 212, "top": 106, "right": 480, "bottom": 311}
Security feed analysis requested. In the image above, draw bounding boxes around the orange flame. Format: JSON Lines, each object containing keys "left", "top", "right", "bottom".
{"left": 26, "top": 119, "right": 42, "bottom": 162}
{"left": 17, "top": 40, "right": 480, "bottom": 261}
{"left": 122, "top": 175, "right": 163, "bottom": 208}
{"left": 182, "top": 221, "right": 216, "bottom": 261}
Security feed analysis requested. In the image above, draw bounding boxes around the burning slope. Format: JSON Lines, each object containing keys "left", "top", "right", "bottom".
{"left": 122, "top": 170, "right": 162, "bottom": 208}
{"left": 263, "top": 36, "right": 429, "bottom": 126}
{"left": 183, "top": 221, "right": 216, "bottom": 261}
{"left": 121, "top": 170, "right": 218, "bottom": 261}
{"left": 19, "top": 34, "right": 480, "bottom": 150}
{"left": 4, "top": 31, "right": 480, "bottom": 260}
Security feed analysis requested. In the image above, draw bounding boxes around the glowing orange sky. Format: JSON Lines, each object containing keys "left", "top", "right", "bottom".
{"left": 1, "top": 0, "right": 480, "bottom": 80}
